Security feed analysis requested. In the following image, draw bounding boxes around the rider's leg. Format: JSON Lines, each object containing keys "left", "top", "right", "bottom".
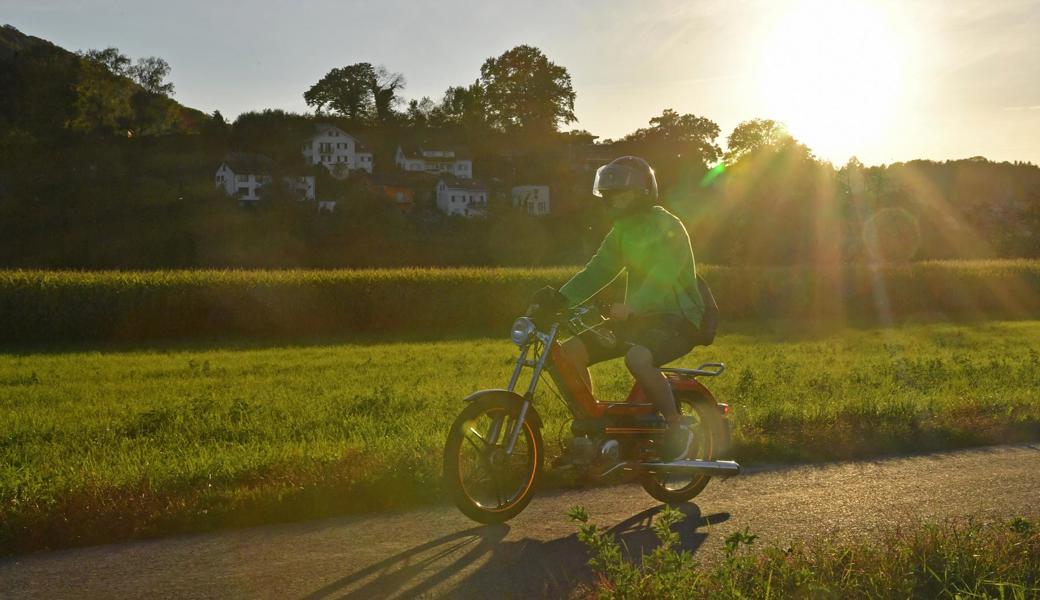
{"left": 624, "top": 345, "right": 679, "bottom": 423}
{"left": 561, "top": 337, "right": 593, "bottom": 395}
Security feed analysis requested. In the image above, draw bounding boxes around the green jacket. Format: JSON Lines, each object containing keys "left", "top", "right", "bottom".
{"left": 560, "top": 206, "right": 704, "bottom": 326}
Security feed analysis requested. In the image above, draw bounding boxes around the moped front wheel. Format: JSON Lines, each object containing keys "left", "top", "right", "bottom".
{"left": 443, "top": 395, "right": 543, "bottom": 523}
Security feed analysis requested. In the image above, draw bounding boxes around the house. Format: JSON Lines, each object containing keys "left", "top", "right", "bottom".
{"left": 436, "top": 174, "right": 488, "bottom": 218}
{"left": 366, "top": 173, "right": 427, "bottom": 213}
{"left": 569, "top": 143, "right": 615, "bottom": 172}
{"left": 214, "top": 153, "right": 315, "bottom": 205}
{"left": 215, "top": 153, "right": 273, "bottom": 204}
{"left": 396, "top": 143, "right": 472, "bottom": 179}
{"left": 302, "top": 123, "right": 374, "bottom": 177}
{"left": 512, "top": 185, "right": 551, "bottom": 216}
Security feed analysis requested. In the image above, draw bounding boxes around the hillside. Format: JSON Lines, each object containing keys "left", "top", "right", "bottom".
{"left": 0, "top": 24, "right": 208, "bottom": 136}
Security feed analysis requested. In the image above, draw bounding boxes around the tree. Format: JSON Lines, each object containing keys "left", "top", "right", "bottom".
{"left": 80, "top": 48, "right": 174, "bottom": 96}
{"left": 127, "top": 56, "right": 174, "bottom": 96}
{"left": 304, "top": 63, "right": 376, "bottom": 123}
{"left": 304, "top": 63, "right": 405, "bottom": 124}
{"left": 622, "top": 109, "right": 722, "bottom": 164}
{"left": 724, "top": 118, "right": 810, "bottom": 163}
{"left": 478, "top": 45, "right": 576, "bottom": 134}
{"left": 438, "top": 83, "right": 489, "bottom": 131}
{"left": 79, "top": 47, "right": 131, "bottom": 77}
{"left": 69, "top": 57, "right": 134, "bottom": 134}
{"left": 370, "top": 66, "right": 405, "bottom": 124}
{"left": 405, "top": 97, "right": 437, "bottom": 128}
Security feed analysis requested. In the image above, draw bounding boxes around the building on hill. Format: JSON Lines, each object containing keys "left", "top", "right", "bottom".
{"left": 215, "top": 153, "right": 315, "bottom": 205}
{"left": 363, "top": 172, "right": 433, "bottom": 213}
{"left": 302, "top": 123, "right": 374, "bottom": 177}
{"left": 569, "top": 143, "right": 615, "bottom": 172}
{"left": 512, "top": 185, "right": 551, "bottom": 216}
{"left": 436, "top": 174, "right": 488, "bottom": 218}
{"left": 396, "top": 143, "right": 473, "bottom": 179}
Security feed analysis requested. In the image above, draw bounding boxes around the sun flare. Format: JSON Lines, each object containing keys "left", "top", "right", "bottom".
{"left": 757, "top": 0, "right": 915, "bottom": 163}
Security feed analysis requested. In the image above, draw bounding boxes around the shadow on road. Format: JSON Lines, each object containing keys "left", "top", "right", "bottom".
{"left": 304, "top": 503, "right": 730, "bottom": 599}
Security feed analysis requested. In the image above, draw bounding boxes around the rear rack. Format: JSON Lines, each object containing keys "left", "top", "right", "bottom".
{"left": 660, "top": 362, "right": 726, "bottom": 378}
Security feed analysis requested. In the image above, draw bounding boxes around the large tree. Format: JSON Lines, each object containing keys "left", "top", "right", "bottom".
{"left": 621, "top": 109, "right": 721, "bottom": 164}
{"left": 478, "top": 45, "right": 576, "bottom": 134}
{"left": 724, "top": 118, "right": 811, "bottom": 164}
{"left": 304, "top": 63, "right": 404, "bottom": 124}
{"left": 304, "top": 63, "right": 377, "bottom": 123}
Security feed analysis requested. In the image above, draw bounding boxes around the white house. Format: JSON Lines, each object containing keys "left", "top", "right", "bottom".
{"left": 215, "top": 153, "right": 273, "bottom": 204}
{"left": 436, "top": 174, "right": 488, "bottom": 218}
{"left": 302, "top": 123, "right": 373, "bottom": 177}
{"left": 215, "top": 153, "right": 315, "bottom": 204}
{"left": 396, "top": 143, "right": 472, "bottom": 179}
{"left": 512, "top": 185, "right": 551, "bottom": 216}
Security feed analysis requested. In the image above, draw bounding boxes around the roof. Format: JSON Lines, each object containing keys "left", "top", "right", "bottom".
{"left": 399, "top": 142, "right": 472, "bottom": 161}
{"left": 220, "top": 152, "right": 273, "bottom": 175}
{"left": 310, "top": 123, "right": 372, "bottom": 152}
{"left": 570, "top": 143, "right": 615, "bottom": 163}
{"left": 438, "top": 174, "right": 487, "bottom": 191}
{"left": 371, "top": 171, "right": 436, "bottom": 188}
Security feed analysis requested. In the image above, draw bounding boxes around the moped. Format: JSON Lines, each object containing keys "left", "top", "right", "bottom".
{"left": 443, "top": 303, "right": 740, "bottom": 523}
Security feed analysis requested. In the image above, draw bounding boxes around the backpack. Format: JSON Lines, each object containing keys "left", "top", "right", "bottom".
{"left": 694, "top": 275, "right": 719, "bottom": 346}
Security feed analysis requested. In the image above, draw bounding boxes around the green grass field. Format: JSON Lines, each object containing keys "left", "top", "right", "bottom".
{"left": 2, "top": 321, "right": 1039, "bottom": 554}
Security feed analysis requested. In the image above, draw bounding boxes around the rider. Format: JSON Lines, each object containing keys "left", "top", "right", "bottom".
{"left": 535, "top": 156, "right": 705, "bottom": 461}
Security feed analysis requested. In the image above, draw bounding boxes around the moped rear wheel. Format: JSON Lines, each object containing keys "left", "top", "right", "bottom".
{"left": 443, "top": 395, "right": 543, "bottom": 523}
{"left": 640, "top": 392, "right": 724, "bottom": 504}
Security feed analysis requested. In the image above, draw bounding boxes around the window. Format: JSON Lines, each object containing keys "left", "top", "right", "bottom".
{"left": 236, "top": 174, "right": 248, "bottom": 182}
{"left": 320, "top": 142, "right": 332, "bottom": 153}
{"left": 237, "top": 187, "right": 250, "bottom": 196}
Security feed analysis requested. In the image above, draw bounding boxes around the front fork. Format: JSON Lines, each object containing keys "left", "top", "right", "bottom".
{"left": 501, "top": 324, "right": 558, "bottom": 455}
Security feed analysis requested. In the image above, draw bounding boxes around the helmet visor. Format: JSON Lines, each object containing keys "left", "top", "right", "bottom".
{"left": 592, "top": 163, "right": 652, "bottom": 198}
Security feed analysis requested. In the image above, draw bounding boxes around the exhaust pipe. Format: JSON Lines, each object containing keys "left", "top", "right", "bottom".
{"left": 640, "top": 459, "right": 741, "bottom": 477}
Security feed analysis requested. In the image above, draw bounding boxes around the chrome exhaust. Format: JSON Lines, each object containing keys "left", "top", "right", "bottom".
{"left": 640, "top": 459, "right": 741, "bottom": 477}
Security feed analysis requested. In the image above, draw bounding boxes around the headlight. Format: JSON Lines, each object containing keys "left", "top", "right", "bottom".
{"left": 510, "top": 317, "right": 536, "bottom": 346}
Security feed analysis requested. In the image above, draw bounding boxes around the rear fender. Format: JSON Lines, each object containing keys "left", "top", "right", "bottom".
{"left": 667, "top": 377, "right": 733, "bottom": 454}
{"left": 462, "top": 389, "right": 544, "bottom": 430}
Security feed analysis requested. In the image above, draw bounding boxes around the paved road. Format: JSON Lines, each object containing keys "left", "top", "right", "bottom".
{"left": 3, "top": 444, "right": 1039, "bottom": 599}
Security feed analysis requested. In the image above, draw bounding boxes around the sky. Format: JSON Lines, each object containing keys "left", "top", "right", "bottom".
{"left": 6, "top": 0, "right": 1040, "bottom": 166}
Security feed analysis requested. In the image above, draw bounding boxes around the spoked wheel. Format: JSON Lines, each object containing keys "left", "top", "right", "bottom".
{"left": 443, "top": 395, "right": 543, "bottom": 523}
{"left": 641, "top": 392, "right": 723, "bottom": 504}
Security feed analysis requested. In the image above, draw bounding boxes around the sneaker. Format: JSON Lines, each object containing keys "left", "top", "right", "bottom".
{"left": 659, "top": 423, "right": 693, "bottom": 462}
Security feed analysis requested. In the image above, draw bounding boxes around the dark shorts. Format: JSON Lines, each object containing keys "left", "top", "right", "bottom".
{"left": 578, "top": 312, "right": 701, "bottom": 368}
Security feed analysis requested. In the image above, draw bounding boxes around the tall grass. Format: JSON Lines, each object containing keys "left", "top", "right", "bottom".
{"left": 2, "top": 260, "right": 1040, "bottom": 343}
{"left": 569, "top": 507, "right": 1040, "bottom": 599}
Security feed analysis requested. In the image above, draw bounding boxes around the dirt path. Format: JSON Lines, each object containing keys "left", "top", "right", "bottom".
{"left": 3, "top": 444, "right": 1039, "bottom": 599}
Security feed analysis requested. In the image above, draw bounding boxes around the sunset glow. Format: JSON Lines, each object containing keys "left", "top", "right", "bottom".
{"left": 757, "top": 0, "right": 918, "bottom": 162}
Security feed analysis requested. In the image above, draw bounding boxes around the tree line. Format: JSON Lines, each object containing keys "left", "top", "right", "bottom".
{"left": 1, "top": 25, "right": 1039, "bottom": 269}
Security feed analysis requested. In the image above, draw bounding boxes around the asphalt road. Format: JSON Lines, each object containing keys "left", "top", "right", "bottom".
{"left": 3, "top": 444, "right": 1039, "bottom": 599}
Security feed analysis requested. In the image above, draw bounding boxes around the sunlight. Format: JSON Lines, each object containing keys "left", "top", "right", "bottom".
{"left": 757, "top": 0, "right": 916, "bottom": 163}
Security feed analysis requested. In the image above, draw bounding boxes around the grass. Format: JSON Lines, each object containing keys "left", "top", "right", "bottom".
{"left": 568, "top": 507, "right": 1040, "bottom": 599}
{"left": 1, "top": 320, "right": 1039, "bottom": 554}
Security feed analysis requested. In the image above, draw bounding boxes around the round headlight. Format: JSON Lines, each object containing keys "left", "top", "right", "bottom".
{"left": 510, "top": 317, "right": 536, "bottom": 346}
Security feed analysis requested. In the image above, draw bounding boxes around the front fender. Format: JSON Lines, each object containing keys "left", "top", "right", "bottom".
{"left": 462, "top": 389, "right": 544, "bottom": 430}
